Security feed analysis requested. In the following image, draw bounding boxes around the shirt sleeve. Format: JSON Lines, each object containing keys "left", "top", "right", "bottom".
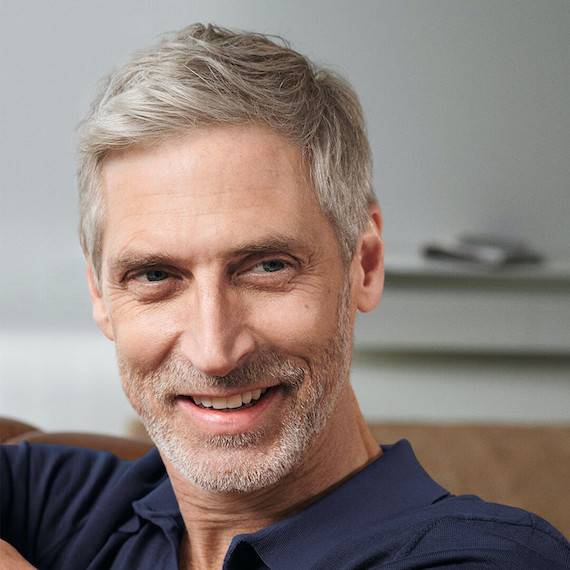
{"left": 388, "top": 504, "right": 570, "bottom": 569}
{"left": 1, "top": 442, "right": 125, "bottom": 568}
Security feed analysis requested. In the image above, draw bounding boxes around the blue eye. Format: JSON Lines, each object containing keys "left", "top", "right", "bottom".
{"left": 259, "top": 260, "right": 285, "bottom": 272}
{"left": 138, "top": 270, "right": 169, "bottom": 282}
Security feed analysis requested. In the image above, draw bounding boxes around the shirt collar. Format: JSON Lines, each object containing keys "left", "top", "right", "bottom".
{"left": 226, "top": 440, "right": 450, "bottom": 569}
{"left": 120, "top": 449, "right": 182, "bottom": 534}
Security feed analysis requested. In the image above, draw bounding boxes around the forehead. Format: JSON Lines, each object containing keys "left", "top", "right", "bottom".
{"left": 99, "top": 125, "right": 334, "bottom": 262}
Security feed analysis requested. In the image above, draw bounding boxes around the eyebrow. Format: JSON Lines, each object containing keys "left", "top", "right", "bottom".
{"left": 107, "top": 233, "right": 312, "bottom": 276}
{"left": 109, "top": 253, "right": 180, "bottom": 274}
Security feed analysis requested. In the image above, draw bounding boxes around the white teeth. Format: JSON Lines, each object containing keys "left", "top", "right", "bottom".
{"left": 192, "top": 388, "right": 268, "bottom": 410}
{"left": 227, "top": 394, "right": 243, "bottom": 409}
{"left": 212, "top": 397, "right": 227, "bottom": 409}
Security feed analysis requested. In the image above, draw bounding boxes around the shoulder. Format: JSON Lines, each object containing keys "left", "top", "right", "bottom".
{"left": 411, "top": 496, "right": 568, "bottom": 562}
{"left": 1, "top": 441, "right": 165, "bottom": 510}
{"left": 338, "top": 495, "right": 570, "bottom": 569}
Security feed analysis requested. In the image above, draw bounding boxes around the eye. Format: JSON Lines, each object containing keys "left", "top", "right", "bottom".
{"left": 251, "top": 260, "right": 286, "bottom": 273}
{"left": 135, "top": 269, "right": 170, "bottom": 282}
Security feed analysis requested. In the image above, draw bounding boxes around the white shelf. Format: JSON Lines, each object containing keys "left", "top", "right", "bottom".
{"left": 383, "top": 252, "right": 570, "bottom": 284}
{"left": 354, "top": 252, "right": 570, "bottom": 355}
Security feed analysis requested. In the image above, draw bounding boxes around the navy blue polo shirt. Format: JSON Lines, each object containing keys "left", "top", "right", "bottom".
{"left": 1, "top": 440, "right": 568, "bottom": 568}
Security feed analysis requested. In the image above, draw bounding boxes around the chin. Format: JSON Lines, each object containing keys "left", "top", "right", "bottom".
{"left": 146, "top": 393, "right": 323, "bottom": 494}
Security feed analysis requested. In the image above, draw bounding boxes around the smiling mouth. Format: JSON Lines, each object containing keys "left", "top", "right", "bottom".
{"left": 185, "top": 387, "right": 270, "bottom": 412}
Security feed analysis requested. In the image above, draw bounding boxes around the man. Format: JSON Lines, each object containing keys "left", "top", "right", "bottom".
{"left": 1, "top": 24, "right": 568, "bottom": 569}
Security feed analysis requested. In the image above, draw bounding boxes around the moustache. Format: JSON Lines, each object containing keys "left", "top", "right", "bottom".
{"left": 122, "top": 351, "right": 307, "bottom": 397}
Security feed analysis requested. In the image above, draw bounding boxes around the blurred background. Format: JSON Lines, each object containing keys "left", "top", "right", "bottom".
{"left": 1, "top": 0, "right": 569, "bottom": 435}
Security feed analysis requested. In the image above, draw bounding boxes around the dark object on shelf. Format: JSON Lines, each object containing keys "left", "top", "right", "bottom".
{"left": 423, "top": 234, "right": 543, "bottom": 267}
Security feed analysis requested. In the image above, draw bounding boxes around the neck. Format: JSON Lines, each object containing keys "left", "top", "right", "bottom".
{"left": 166, "top": 385, "right": 380, "bottom": 570}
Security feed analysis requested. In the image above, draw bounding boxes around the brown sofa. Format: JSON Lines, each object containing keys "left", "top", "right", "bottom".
{"left": 2, "top": 417, "right": 568, "bottom": 539}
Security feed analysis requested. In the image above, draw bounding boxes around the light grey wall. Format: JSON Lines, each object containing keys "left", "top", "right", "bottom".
{"left": 1, "top": 0, "right": 569, "bottom": 329}
{"left": 1, "top": 1, "right": 569, "bottom": 433}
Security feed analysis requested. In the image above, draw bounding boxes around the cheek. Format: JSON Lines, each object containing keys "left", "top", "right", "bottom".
{"left": 253, "top": 291, "right": 340, "bottom": 355}
{"left": 109, "top": 302, "right": 182, "bottom": 371}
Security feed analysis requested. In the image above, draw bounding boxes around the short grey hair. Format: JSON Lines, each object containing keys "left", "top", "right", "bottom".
{"left": 77, "top": 23, "right": 376, "bottom": 278}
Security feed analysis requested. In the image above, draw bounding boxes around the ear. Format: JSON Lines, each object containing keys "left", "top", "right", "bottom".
{"left": 350, "top": 204, "right": 384, "bottom": 314}
{"left": 86, "top": 259, "right": 114, "bottom": 340}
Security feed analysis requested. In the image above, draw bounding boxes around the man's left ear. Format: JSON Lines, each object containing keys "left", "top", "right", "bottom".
{"left": 351, "top": 204, "right": 384, "bottom": 313}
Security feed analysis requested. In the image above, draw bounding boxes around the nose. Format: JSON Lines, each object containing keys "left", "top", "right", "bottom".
{"left": 179, "top": 282, "right": 256, "bottom": 378}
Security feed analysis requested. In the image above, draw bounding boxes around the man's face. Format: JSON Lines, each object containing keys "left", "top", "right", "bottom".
{"left": 92, "top": 125, "right": 362, "bottom": 492}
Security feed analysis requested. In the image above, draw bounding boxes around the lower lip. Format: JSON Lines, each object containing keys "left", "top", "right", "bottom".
{"left": 175, "top": 387, "right": 282, "bottom": 435}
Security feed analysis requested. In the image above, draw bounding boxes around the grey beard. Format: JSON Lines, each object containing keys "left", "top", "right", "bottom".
{"left": 118, "top": 281, "right": 353, "bottom": 493}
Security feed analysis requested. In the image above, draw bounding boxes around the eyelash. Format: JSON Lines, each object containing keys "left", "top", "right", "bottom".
{"left": 249, "top": 259, "right": 289, "bottom": 273}
{"left": 134, "top": 269, "right": 171, "bottom": 283}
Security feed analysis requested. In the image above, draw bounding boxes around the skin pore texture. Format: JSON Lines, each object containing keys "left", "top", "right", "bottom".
{"left": 87, "top": 124, "right": 384, "bottom": 569}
